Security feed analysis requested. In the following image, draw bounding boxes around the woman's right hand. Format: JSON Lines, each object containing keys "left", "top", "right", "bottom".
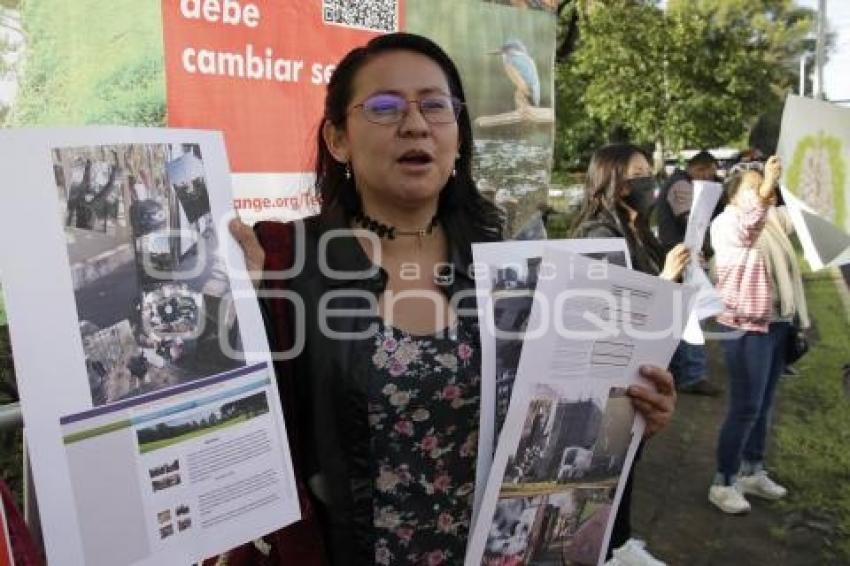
{"left": 660, "top": 243, "right": 690, "bottom": 281}
{"left": 759, "top": 155, "right": 782, "bottom": 203}
{"left": 229, "top": 218, "right": 265, "bottom": 288}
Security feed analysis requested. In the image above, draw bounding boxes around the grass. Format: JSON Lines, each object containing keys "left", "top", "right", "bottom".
{"left": 12, "top": 0, "right": 165, "bottom": 126}
{"left": 772, "top": 271, "right": 850, "bottom": 562}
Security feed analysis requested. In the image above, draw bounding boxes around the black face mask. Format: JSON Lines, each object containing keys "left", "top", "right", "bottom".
{"left": 624, "top": 176, "right": 658, "bottom": 215}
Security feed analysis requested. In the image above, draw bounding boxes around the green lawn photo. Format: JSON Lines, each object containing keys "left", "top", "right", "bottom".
{"left": 136, "top": 391, "right": 270, "bottom": 454}
{"left": 138, "top": 413, "right": 255, "bottom": 454}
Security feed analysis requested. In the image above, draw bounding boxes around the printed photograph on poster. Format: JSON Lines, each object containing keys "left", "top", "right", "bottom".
{"left": 485, "top": 489, "right": 611, "bottom": 566}
{"left": 503, "top": 385, "right": 634, "bottom": 490}
{"left": 136, "top": 390, "right": 270, "bottom": 454}
{"left": 406, "top": 0, "right": 557, "bottom": 234}
{"left": 482, "top": 383, "right": 636, "bottom": 565}
{"left": 152, "top": 473, "right": 182, "bottom": 493}
{"left": 149, "top": 458, "right": 180, "bottom": 479}
{"left": 54, "top": 143, "right": 244, "bottom": 407}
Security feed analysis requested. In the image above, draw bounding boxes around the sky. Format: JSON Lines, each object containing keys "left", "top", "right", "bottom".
{"left": 798, "top": 0, "right": 850, "bottom": 102}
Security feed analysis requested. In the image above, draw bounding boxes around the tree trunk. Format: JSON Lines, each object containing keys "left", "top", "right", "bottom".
{"left": 653, "top": 138, "right": 665, "bottom": 176}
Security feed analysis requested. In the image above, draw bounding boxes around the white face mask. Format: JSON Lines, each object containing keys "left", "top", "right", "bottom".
{"left": 734, "top": 184, "right": 759, "bottom": 206}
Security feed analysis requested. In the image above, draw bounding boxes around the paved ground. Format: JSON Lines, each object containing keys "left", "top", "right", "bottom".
{"left": 630, "top": 340, "right": 833, "bottom": 566}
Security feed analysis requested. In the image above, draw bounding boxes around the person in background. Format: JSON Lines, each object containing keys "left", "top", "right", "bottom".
{"left": 229, "top": 35, "right": 679, "bottom": 565}
{"left": 708, "top": 156, "right": 798, "bottom": 514}
{"left": 655, "top": 150, "right": 723, "bottom": 396}
{"left": 571, "top": 143, "right": 690, "bottom": 566}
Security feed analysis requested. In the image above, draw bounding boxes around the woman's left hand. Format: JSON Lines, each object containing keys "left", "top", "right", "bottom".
{"left": 628, "top": 365, "right": 677, "bottom": 438}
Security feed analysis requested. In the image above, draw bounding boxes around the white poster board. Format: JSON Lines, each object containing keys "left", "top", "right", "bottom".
{"left": 776, "top": 95, "right": 850, "bottom": 268}
{"left": 0, "top": 127, "right": 300, "bottom": 566}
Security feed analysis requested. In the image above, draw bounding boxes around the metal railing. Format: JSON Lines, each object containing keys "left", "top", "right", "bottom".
{"left": 0, "top": 401, "right": 22, "bottom": 430}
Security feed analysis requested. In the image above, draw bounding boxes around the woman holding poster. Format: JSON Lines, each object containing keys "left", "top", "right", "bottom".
{"left": 231, "top": 34, "right": 677, "bottom": 565}
{"left": 708, "top": 157, "right": 799, "bottom": 516}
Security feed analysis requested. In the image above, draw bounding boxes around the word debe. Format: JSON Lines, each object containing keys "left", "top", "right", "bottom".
{"left": 180, "top": 0, "right": 260, "bottom": 28}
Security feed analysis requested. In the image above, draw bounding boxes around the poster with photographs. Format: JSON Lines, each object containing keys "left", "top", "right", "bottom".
{"left": 0, "top": 127, "right": 299, "bottom": 566}
{"left": 471, "top": 239, "right": 631, "bottom": 517}
{"left": 407, "top": 0, "right": 557, "bottom": 235}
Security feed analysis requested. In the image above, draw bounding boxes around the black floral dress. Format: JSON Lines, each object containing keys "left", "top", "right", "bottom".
{"left": 365, "top": 317, "right": 481, "bottom": 565}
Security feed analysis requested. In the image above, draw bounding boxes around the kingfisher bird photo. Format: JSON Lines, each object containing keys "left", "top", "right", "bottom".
{"left": 491, "top": 39, "right": 541, "bottom": 110}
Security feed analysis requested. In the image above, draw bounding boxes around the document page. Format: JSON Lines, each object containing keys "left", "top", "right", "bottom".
{"left": 682, "top": 180, "right": 724, "bottom": 344}
{"left": 470, "top": 239, "right": 630, "bottom": 519}
{"left": 467, "top": 248, "right": 694, "bottom": 566}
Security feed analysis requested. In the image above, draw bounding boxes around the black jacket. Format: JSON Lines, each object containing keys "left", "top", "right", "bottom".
{"left": 572, "top": 210, "right": 662, "bottom": 276}
{"left": 265, "top": 212, "right": 479, "bottom": 565}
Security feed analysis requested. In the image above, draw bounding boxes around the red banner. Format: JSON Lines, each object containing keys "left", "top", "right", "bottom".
{"left": 162, "top": 0, "right": 403, "bottom": 173}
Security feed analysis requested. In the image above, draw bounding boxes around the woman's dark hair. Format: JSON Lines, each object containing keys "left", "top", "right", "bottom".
{"left": 570, "top": 143, "right": 663, "bottom": 272}
{"left": 315, "top": 32, "right": 502, "bottom": 260}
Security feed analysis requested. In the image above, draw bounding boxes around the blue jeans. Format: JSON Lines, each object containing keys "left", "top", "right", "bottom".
{"left": 669, "top": 340, "right": 707, "bottom": 387}
{"left": 715, "top": 322, "right": 790, "bottom": 484}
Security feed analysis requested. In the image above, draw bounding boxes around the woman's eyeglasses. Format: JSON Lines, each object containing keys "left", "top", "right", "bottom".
{"left": 351, "top": 93, "right": 463, "bottom": 125}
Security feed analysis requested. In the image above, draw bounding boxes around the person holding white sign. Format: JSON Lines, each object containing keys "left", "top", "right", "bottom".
{"left": 656, "top": 151, "right": 723, "bottom": 396}
{"left": 708, "top": 156, "right": 802, "bottom": 515}
{"left": 230, "top": 35, "right": 679, "bottom": 566}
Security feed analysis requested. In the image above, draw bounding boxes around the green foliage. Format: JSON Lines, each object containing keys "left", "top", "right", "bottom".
{"left": 773, "top": 274, "right": 850, "bottom": 562}
{"left": 10, "top": 0, "right": 165, "bottom": 126}
{"left": 553, "top": 0, "right": 815, "bottom": 171}
{"left": 573, "top": 1, "right": 669, "bottom": 146}
{"left": 553, "top": 58, "right": 605, "bottom": 171}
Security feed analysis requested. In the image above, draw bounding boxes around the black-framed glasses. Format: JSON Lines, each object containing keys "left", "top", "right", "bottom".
{"left": 351, "top": 93, "right": 464, "bottom": 125}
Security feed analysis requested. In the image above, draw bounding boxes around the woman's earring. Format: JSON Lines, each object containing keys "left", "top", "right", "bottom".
{"left": 345, "top": 163, "right": 351, "bottom": 180}
{"left": 451, "top": 168, "right": 457, "bottom": 178}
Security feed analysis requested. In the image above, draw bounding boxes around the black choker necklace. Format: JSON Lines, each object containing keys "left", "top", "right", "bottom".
{"left": 354, "top": 212, "right": 439, "bottom": 240}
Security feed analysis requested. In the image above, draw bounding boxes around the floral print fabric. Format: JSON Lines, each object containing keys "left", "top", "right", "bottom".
{"left": 367, "top": 318, "right": 481, "bottom": 565}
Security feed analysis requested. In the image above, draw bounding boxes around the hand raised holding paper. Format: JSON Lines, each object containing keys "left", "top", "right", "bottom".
{"left": 660, "top": 243, "right": 691, "bottom": 281}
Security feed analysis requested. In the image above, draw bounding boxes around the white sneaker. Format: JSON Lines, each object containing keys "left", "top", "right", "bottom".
{"left": 606, "top": 538, "right": 666, "bottom": 566}
{"left": 709, "top": 484, "right": 751, "bottom": 514}
{"left": 737, "top": 471, "right": 788, "bottom": 500}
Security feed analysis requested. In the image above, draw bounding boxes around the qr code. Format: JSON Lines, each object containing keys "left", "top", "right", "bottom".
{"left": 322, "top": 0, "right": 399, "bottom": 33}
